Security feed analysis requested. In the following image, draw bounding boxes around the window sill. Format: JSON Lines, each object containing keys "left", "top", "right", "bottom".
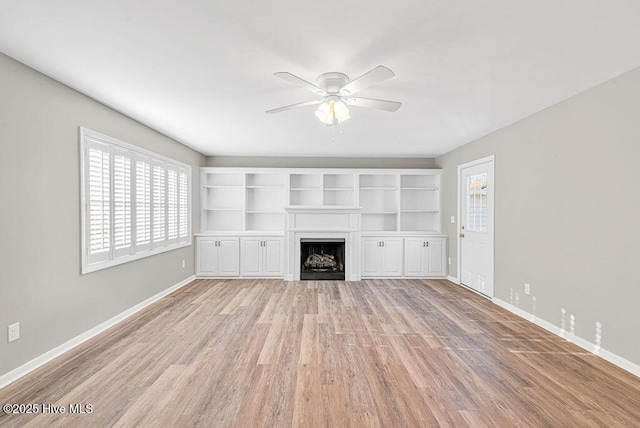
{"left": 81, "top": 240, "right": 192, "bottom": 274}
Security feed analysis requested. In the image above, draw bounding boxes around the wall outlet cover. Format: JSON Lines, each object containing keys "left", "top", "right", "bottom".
{"left": 524, "top": 283, "right": 530, "bottom": 295}
{"left": 8, "top": 322, "right": 20, "bottom": 343}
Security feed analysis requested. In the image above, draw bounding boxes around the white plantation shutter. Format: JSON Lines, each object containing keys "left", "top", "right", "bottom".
{"left": 152, "top": 163, "right": 167, "bottom": 247}
{"left": 167, "top": 168, "right": 178, "bottom": 244}
{"left": 135, "top": 157, "right": 151, "bottom": 251}
{"left": 81, "top": 128, "right": 191, "bottom": 273}
{"left": 87, "top": 141, "right": 111, "bottom": 264}
{"left": 178, "top": 170, "right": 189, "bottom": 242}
{"left": 113, "top": 150, "right": 133, "bottom": 258}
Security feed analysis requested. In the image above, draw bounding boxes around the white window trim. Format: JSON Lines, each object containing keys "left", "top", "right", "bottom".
{"left": 80, "top": 127, "right": 192, "bottom": 274}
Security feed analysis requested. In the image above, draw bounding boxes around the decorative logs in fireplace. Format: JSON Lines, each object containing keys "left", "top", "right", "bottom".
{"left": 300, "top": 239, "right": 345, "bottom": 280}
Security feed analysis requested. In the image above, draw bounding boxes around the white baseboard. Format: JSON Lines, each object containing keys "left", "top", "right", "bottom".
{"left": 0, "top": 275, "right": 196, "bottom": 390}
{"left": 446, "top": 275, "right": 459, "bottom": 284}
{"left": 493, "top": 298, "right": 640, "bottom": 378}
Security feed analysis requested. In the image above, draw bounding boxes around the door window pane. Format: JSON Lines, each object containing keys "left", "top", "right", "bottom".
{"left": 466, "top": 172, "right": 487, "bottom": 233}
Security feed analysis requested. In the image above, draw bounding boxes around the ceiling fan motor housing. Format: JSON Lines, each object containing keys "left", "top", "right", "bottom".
{"left": 317, "top": 72, "right": 350, "bottom": 94}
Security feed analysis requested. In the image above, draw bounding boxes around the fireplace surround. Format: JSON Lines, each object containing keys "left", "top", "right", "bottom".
{"left": 285, "top": 206, "right": 361, "bottom": 281}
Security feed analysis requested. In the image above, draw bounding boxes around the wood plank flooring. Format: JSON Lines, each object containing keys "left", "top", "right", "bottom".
{"left": 1, "top": 279, "right": 639, "bottom": 427}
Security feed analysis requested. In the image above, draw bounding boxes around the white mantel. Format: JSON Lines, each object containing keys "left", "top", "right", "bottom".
{"left": 285, "top": 206, "right": 361, "bottom": 281}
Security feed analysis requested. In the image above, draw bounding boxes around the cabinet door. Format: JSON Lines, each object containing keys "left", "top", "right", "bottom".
{"left": 361, "top": 238, "right": 382, "bottom": 277}
{"left": 381, "top": 238, "right": 403, "bottom": 277}
{"left": 263, "top": 238, "right": 284, "bottom": 277}
{"left": 217, "top": 238, "right": 240, "bottom": 276}
{"left": 404, "top": 238, "right": 427, "bottom": 277}
{"left": 240, "top": 238, "right": 262, "bottom": 276}
{"left": 427, "top": 239, "right": 447, "bottom": 277}
{"left": 197, "top": 238, "right": 218, "bottom": 276}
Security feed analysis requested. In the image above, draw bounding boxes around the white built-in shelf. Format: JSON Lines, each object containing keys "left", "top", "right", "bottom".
{"left": 360, "top": 187, "right": 398, "bottom": 190}
{"left": 401, "top": 187, "right": 439, "bottom": 191}
{"left": 200, "top": 168, "right": 441, "bottom": 234}
{"left": 362, "top": 211, "right": 398, "bottom": 215}
{"left": 204, "top": 208, "right": 243, "bottom": 211}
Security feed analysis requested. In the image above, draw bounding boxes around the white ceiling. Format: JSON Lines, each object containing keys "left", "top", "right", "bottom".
{"left": 1, "top": 1, "right": 640, "bottom": 157}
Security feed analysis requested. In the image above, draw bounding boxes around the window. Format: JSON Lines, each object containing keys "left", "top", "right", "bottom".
{"left": 466, "top": 172, "right": 488, "bottom": 233}
{"left": 80, "top": 128, "right": 191, "bottom": 273}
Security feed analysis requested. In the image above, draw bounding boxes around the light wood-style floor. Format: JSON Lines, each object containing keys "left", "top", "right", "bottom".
{"left": 1, "top": 279, "right": 639, "bottom": 427}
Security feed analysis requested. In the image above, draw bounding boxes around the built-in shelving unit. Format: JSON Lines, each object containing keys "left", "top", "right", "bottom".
{"left": 201, "top": 168, "right": 441, "bottom": 234}
{"left": 245, "top": 172, "right": 285, "bottom": 232}
{"left": 399, "top": 174, "right": 440, "bottom": 233}
{"left": 359, "top": 174, "right": 399, "bottom": 232}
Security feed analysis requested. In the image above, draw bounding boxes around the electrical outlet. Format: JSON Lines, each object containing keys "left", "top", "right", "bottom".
{"left": 182, "top": 259, "right": 186, "bottom": 268}
{"left": 8, "top": 322, "right": 20, "bottom": 343}
{"left": 524, "top": 283, "right": 530, "bottom": 295}
{"left": 448, "top": 257, "right": 452, "bottom": 265}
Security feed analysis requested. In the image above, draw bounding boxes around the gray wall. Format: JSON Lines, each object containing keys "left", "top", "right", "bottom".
{"left": 207, "top": 156, "right": 435, "bottom": 169}
{"left": 436, "top": 67, "right": 640, "bottom": 367}
{"left": 0, "top": 53, "right": 206, "bottom": 377}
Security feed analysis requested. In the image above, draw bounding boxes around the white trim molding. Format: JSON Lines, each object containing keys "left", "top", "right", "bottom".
{"left": 446, "top": 275, "right": 459, "bottom": 284}
{"left": 494, "top": 298, "right": 640, "bottom": 378}
{"left": 0, "top": 276, "right": 196, "bottom": 390}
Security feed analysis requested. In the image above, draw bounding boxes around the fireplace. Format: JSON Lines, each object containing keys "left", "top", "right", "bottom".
{"left": 300, "top": 239, "right": 345, "bottom": 280}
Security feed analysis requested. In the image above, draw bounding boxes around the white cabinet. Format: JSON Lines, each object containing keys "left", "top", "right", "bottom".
{"left": 403, "top": 237, "right": 447, "bottom": 277}
{"left": 361, "top": 237, "right": 403, "bottom": 277}
{"left": 240, "top": 237, "right": 284, "bottom": 277}
{"left": 196, "top": 237, "right": 239, "bottom": 277}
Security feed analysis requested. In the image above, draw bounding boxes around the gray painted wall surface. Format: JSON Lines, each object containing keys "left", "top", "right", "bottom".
{"left": 436, "top": 67, "right": 640, "bottom": 367}
{"left": 207, "top": 156, "right": 435, "bottom": 169}
{"left": 0, "top": 53, "right": 206, "bottom": 377}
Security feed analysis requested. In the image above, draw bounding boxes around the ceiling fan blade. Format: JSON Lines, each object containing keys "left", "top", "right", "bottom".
{"left": 344, "top": 97, "right": 402, "bottom": 112}
{"left": 340, "top": 65, "right": 395, "bottom": 95}
{"left": 266, "top": 99, "right": 321, "bottom": 114}
{"left": 274, "top": 72, "right": 325, "bottom": 95}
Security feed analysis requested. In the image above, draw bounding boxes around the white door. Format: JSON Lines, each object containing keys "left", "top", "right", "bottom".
{"left": 241, "top": 238, "right": 262, "bottom": 276}
{"left": 361, "top": 238, "right": 382, "bottom": 276}
{"left": 217, "top": 238, "right": 240, "bottom": 276}
{"left": 427, "top": 239, "right": 447, "bottom": 277}
{"left": 404, "top": 238, "right": 427, "bottom": 277}
{"left": 197, "top": 238, "right": 218, "bottom": 276}
{"left": 263, "top": 238, "right": 284, "bottom": 277}
{"left": 459, "top": 157, "right": 494, "bottom": 296}
{"left": 381, "top": 238, "right": 403, "bottom": 277}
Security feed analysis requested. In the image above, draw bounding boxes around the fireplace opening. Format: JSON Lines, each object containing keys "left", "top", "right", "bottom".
{"left": 300, "top": 239, "right": 345, "bottom": 281}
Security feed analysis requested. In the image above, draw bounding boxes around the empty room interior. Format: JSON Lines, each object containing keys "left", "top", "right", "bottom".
{"left": 1, "top": 1, "right": 640, "bottom": 426}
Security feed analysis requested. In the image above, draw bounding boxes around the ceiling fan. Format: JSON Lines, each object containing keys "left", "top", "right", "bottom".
{"left": 266, "top": 65, "right": 402, "bottom": 125}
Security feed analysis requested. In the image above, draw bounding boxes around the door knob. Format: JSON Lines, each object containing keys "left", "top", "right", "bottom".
{"left": 459, "top": 233, "right": 465, "bottom": 238}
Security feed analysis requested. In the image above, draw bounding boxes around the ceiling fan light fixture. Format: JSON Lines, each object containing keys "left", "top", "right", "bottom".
{"left": 333, "top": 100, "right": 350, "bottom": 123}
{"left": 314, "top": 102, "right": 333, "bottom": 124}
{"left": 315, "top": 99, "right": 350, "bottom": 125}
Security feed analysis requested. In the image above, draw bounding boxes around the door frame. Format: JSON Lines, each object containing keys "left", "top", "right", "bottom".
{"left": 456, "top": 155, "right": 495, "bottom": 298}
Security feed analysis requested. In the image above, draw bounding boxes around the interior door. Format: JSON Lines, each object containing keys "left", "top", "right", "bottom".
{"left": 459, "top": 158, "right": 494, "bottom": 296}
